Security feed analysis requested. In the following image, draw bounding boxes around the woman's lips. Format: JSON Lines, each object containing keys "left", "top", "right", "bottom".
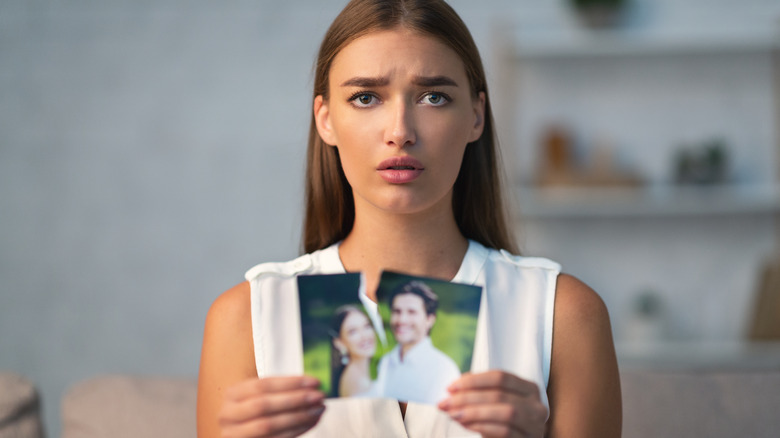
{"left": 377, "top": 156, "right": 425, "bottom": 184}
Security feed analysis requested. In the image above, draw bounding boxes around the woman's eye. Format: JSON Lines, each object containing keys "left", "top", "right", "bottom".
{"left": 422, "top": 92, "right": 449, "bottom": 106}
{"left": 350, "top": 93, "right": 377, "bottom": 107}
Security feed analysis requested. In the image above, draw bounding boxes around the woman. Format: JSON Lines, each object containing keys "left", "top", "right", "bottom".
{"left": 197, "top": 0, "right": 622, "bottom": 437}
{"left": 330, "top": 305, "right": 377, "bottom": 398}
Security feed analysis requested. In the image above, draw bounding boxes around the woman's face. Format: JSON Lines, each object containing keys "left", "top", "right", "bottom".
{"left": 314, "top": 28, "right": 485, "bottom": 217}
{"left": 338, "top": 310, "right": 377, "bottom": 359}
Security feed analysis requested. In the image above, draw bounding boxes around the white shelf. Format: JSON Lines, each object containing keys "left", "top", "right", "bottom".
{"left": 617, "top": 341, "right": 780, "bottom": 371}
{"left": 516, "top": 184, "right": 780, "bottom": 219}
{"left": 507, "top": 28, "right": 780, "bottom": 59}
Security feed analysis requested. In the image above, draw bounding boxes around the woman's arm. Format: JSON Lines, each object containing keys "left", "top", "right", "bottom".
{"left": 438, "top": 273, "right": 621, "bottom": 438}
{"left": 197, "top": 282, "right": 325, "bottom": 437}
{"left": 197, "top": 282, "right": 258, "bottom": 436}
{"left": 545, "top": 274, "right": 622, "bottom": 437}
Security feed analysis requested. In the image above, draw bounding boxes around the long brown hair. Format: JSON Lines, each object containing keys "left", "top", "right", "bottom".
{"left": 303, "top": 0, "right": 518, "bottom": 254}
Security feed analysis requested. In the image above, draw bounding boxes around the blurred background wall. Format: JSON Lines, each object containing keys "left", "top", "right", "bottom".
{"left": 1, "top": 0, "right": 779, "bottom": 436}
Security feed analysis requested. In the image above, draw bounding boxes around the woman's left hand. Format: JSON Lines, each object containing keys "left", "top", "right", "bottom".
{"left": 438, "top": 370, "right": 547, "bottom": 438}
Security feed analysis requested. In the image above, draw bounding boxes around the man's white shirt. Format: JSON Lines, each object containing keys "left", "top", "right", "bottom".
{"left": 375, "top": 337, "right": 462, "bottom": 404}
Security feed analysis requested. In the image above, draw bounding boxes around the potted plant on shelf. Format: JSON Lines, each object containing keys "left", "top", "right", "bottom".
{"left": 569, "top": 0, "right": 627, "bottom": 29}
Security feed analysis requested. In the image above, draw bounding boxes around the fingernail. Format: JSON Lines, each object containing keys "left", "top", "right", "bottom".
{"left": 302, "top": 376, "right": 320, "bottom": 387}
{"left": 309, "top": 406, "right": 325, "bottom": 417}
{"left": 306, "top": 392, "right": 324, "bottom": 403}
{"left": 438, "top": 399, "right": 450, "bottom": 409}
{"left": 449, "top": 410, "right": 463, "bottom": 420}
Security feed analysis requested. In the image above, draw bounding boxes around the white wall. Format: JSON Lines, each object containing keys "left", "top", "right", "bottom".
{"left": 1, "top": 1, "right": 340, "bottom": 435}
{"left": 1, "top": 0, "right": 779, "bottom": 435}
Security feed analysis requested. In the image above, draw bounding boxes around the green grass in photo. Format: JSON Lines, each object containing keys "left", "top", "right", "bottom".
{"left": 302, "top": 340, "right": 332, "bottom": 395}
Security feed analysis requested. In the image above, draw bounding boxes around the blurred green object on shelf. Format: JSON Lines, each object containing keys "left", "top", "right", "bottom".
{"left": 674, "top": 138, "right": 730, "bottom": 185}
{"left": 569, "top": 0, "right": 627, "bottom": 28}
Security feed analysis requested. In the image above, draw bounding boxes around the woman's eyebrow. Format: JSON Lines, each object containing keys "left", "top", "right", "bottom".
{"left": 340, "top": 76, "right": 390, "bottom": 87}
{"left": 413, "top": 75, "right": 458, "bottom": 87}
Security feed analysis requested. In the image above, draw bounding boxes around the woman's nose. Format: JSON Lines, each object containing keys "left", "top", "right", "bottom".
{"left": 384, "top": 100, "right": 416, "bottom": 148}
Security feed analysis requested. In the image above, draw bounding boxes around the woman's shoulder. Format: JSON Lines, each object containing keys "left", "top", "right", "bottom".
{"left": 201, "top": 281, "right": 257, "bottom": 379}
{"left": 205, "top": 281, "right": 252, "bottom": 339}
{"left": 554, "top": 274, "right": 610, "bottom": 327}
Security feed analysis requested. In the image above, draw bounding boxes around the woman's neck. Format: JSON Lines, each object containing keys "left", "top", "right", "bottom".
{"left": 340, "top": 356, "right": 372, "bottom": 396}
{"left": 338, "top": 204, "right": 468, "bottom": 301}
{"left": 346, "top": 356, "right": 370, "bottom": 374}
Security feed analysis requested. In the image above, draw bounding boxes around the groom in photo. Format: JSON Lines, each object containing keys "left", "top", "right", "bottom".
{"left": 376, "top": 280, "right": 461, "bottom": 404}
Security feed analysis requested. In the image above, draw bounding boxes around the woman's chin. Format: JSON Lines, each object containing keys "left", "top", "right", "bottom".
{"left": 350, "top": 351, "right": 374, "bottom": 360}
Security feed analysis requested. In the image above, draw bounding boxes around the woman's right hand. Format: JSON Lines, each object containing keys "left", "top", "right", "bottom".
{"left": 218, "top": 376, "right": 326, "bottom": 438}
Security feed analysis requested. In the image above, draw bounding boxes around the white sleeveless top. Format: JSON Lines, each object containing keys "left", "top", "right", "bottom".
{"left": 245, "top": 240, "right": 561, "bottom": 438}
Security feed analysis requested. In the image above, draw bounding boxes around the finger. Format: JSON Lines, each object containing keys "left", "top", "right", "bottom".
{"left": 448, "top": 371, "right": 539, "bottom": 397}
{"left": 448, "top": 402, "right": 547, "bottom": 435}
{"left": 222, "top": 404, "right": 325, "bottom": 438}
{"left": 226, "top": 376, "right": 321, "bottom": 401}
{"left": 439, "top": 388, "right": 523, "bottom": 411}
{"left": 221, "top": 388, "right": 325, "bottom": 423}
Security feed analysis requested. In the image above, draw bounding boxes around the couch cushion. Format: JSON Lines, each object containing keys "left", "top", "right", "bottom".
{"left": 58, "top": 370, "right": 780, "bottom": 437}
{"left": 61, "top": 375, "right": 196, "bottom": 438}
{"left": 622, "top": 369, "right": 780, "bottom": 438}
{"left": 0, "top": 372, "right": 44, "bottom": 438}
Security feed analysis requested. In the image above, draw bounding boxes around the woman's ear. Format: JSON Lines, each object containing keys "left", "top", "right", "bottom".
{"left": 314, "top": 95, "right": 338, "bottom": 146}
{"left": 333, "top": 337, "right": 347, "bottom": 354}
{"left": 468, "top": 91, "right": 486, "bottom": 143}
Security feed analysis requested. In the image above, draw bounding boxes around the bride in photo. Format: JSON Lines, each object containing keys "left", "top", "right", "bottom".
{"left": 330, "top": 305, "right": 378, "bottom": 398}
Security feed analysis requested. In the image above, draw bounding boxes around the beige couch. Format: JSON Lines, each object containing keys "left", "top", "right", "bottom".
{"left": 61, "top": 375, "right": 197, "bottom": 438}
{"left": 4, "top": 370, "right": 780, "bottom": 437}
{"left": 0, "top": 372, "right": 45, "bottom": 438}
{"left": 621, "top": 369, "right": 780, "bottom": 437}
